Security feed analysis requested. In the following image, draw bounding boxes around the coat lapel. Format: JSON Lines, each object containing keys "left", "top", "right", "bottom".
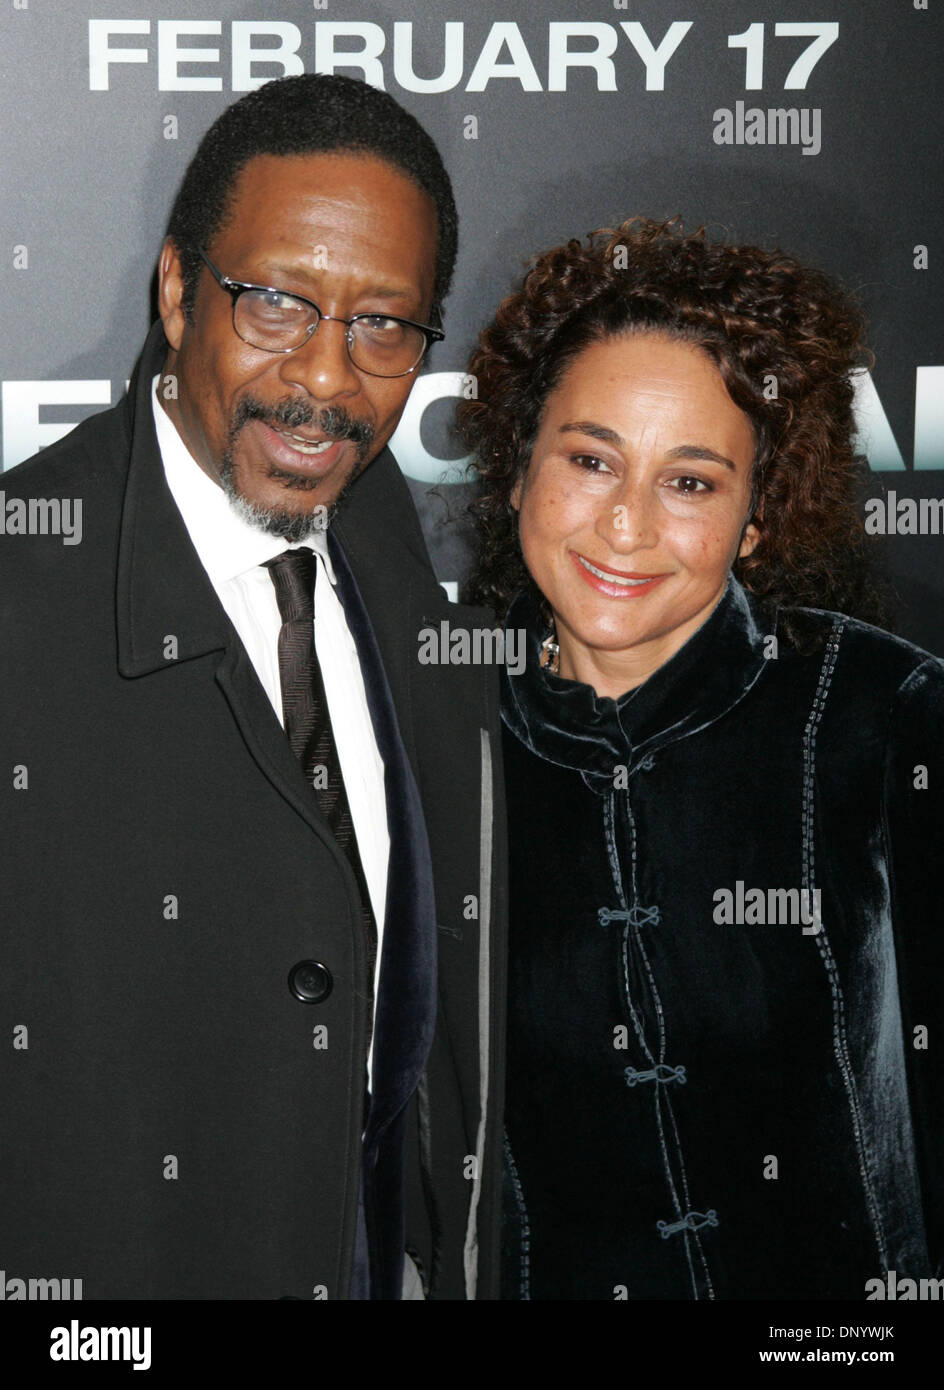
{"left": 114, "top": 320, "right": 352, "bottom": 849}
{"left": 331, "top": 448, "right": 437, "bottom": 784}
{"left": 328, "top": 533, "right": 438, "bottom": 1144}
{"left": 115, "top": 322, "right": 231, "bottom": 677}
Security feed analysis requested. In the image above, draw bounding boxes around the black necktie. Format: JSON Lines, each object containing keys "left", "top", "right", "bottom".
{"left": 264, "top": 548, "right": 378, "bottom": 1031}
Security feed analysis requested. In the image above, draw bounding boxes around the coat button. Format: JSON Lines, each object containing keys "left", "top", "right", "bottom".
{"left": 288, "top": 960, "right": 333, "bottom": 1003}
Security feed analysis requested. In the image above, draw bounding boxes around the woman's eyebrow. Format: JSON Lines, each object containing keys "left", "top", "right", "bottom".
{"left": 665, "top": 444, "right": 736, "bottom": 471}
{"left": 558, "top": 420, "right": 624, "bottom": 446}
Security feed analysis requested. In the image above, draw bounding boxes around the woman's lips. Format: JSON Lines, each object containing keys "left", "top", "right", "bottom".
{"left": 570, "top": 550, "right": 671, "bottom": 598}
{"left": 252, "top": 419, "right": 349, "bottom": 474}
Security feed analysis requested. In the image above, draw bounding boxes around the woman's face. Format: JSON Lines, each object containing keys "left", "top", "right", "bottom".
{"left": 513, "top": 332, "right": 760, "bottom": 696}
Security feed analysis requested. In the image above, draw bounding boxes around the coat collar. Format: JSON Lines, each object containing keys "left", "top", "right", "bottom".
{"left": 501, "top": 576, "right": 777, "bottom": 779}
{"left": 116, "top": 319, "right": 232, "bottom": 677}
{"left": 114, "top": 323, "right": 354, "bottom": 850}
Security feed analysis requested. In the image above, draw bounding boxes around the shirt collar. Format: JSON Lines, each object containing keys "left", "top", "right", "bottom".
{"left": 150, "top": 374, "right": 336, "bottom": 587}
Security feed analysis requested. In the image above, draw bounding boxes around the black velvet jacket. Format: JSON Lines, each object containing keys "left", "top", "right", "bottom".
{"left": 500, "top": 576, "right": 943, "bottom": 1300}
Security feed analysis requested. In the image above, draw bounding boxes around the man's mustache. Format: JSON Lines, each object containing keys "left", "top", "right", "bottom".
{"left": 232, "top": 397, "right": 375, "bottom": 453}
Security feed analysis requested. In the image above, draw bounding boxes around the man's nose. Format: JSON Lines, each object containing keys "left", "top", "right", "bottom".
{"left": 277, "top": 317, "right": 361, "bottom": 400}
{"left": 596, "top": 478, "right": 659, "bottom": 550}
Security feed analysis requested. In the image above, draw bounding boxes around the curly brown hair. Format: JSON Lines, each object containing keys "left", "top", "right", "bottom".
{"left": 460, "top": 217, "right": 890, "bottom": 629}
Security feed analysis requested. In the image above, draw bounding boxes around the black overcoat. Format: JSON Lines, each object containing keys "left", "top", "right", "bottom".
{"left": 0, "top": 323, "right": 507, "bottom": 1300}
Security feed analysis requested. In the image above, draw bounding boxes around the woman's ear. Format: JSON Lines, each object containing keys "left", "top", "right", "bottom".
{"left": 738, "top": 476, "right": 764, "bottom": 559}
{"left": 510, "top": 475, "right": 523, "bottom": 511}
{"left": 738, "top": 518, "right": 761, "bottom": 560}
{"left": 738, "top": 490, "right": 764, "bottom": 558}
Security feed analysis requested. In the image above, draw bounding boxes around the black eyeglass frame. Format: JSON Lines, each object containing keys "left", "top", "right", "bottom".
{"left": 195, "top": 246, "right": 444, "bottom": 378}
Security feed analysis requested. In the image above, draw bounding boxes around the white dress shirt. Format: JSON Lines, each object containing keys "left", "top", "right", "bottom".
{"left": 151, "top": 379, "right": 389, "bottom": 1071}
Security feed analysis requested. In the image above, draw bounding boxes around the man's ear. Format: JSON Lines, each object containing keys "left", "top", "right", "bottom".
{"left": 158, "top": 238, "right": 187, "bottom": 352}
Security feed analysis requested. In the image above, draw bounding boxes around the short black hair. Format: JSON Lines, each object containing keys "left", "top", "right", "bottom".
{"left": 166, "top": 73, "right": 457, "bottom": 321}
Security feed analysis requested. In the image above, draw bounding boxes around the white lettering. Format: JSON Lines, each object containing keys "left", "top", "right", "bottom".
{"left": 232, "top": 22, "right": 304, "bottom": 92}
{"left": 547, "top": 23, "right": 618, "bottom": 92}
{"left": 392, "top": 22, "right": 464, "bottom": 94}
{"left": 466, "top": 23, "right": 542, "bottom": 92}
{"left": 88, "top": 19, "right": 150, "bottom": 91}
{"left": 1, "top": 381, "right": 111, "bottom": 471}
{"left": 156, "top": 21, "right": 222, "bottom": 92}
{"left": 314, "top": 22, "right": 386, "bottom": 89}
{"left": 619, "top": 21, "right": 692, "bottom": 91}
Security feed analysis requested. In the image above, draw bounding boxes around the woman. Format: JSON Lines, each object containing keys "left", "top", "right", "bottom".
{"left": 461, "top": 219, "right": 942, "bottom": 1301}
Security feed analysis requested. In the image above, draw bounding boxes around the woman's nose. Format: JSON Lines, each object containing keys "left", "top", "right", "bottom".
{"left": 596, "top": 483, "right": 659, "bottom": 550}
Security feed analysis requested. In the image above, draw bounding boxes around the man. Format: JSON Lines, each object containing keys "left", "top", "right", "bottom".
{"left": 0, "top": 75, "right": 506, "bottom": 1300}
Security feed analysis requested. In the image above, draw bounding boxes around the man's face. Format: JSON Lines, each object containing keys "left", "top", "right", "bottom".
{"left": 159, "top": 152, "right": 439, "bottom": 536}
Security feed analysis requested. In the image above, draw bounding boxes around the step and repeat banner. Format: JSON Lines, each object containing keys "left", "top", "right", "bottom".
{"left": 1, "top": 1, "right": 941, "bottom": 647}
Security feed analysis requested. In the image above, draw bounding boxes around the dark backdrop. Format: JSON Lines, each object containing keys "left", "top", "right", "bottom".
{"left": 1, "top": 1, "right": 941, "bottom": 646}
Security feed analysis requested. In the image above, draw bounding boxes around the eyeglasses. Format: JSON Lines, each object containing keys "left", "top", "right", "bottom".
{"left": 196, "top": 246, "right": 444, "bottom": 378}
